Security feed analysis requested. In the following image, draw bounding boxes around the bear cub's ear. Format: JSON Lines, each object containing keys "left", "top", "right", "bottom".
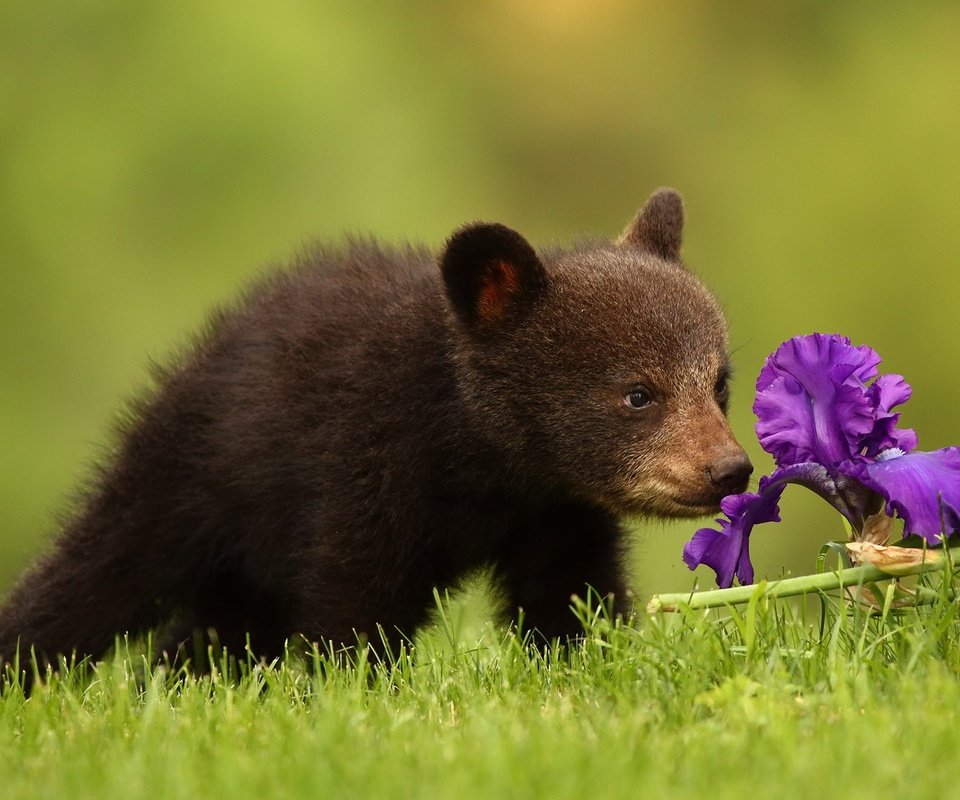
{"left": 617, "top": 187, "right": 685, "bottom": 262}
{"left": 441, "top": 223, "right": 548, "bottom": 329}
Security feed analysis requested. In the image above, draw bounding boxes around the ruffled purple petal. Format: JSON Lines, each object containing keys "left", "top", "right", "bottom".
{"left": 754, "top": 334, "right": 879, "bottom": 468}
{"left": 756, "top": 333, "right": 880, "bottom": 394}
{"left": 842, "top": 448, "right": 960, "bottom": 545}
{"left": 861, "top": 374, "right": 918, "bottom": 456}
{"left": 683, "top": 493, "right": 776, "bottom": 588}
{"left": 683, "top": 462, "right": 838, "bottom": 588}
{"left": 870, "top": 373, "right": 912, "bottom": 409}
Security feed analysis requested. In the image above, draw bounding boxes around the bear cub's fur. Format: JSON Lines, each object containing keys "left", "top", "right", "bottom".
{"left": 0, "top": 188, "right": 751, "bottom": 670}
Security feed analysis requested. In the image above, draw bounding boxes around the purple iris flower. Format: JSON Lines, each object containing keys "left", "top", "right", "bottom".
{"left": 683, "top": 333, "right": 960, "bottom": 588}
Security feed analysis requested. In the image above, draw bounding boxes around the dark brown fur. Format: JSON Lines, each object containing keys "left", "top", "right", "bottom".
{"left": 0, "top": 188, "right": 750, "bottom": 672}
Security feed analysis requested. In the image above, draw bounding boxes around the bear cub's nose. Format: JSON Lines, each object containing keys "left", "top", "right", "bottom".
{"left": 707, "top": 454, "right": 754, "bottom": 496}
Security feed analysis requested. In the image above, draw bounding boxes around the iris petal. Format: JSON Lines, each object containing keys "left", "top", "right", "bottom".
{"left": 683, "top": 463, "right": 837, "bottom": 588}
{"left": 683, "top": 492, "right": 776, "bottom": 589}
{"left": 755, "top": 333, "right": 880, "bottom": 394}
{"left": 754, "top": 334, "right": 878, "bottom": 467}
{"left": 843, "top": 448, "right": 960, "bottom": 545}
{"left": 861, "top": 374, "right": 918, "bottom": 456}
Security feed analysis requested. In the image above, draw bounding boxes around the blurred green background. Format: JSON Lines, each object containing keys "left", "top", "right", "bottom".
{"left": 3, "top": 1, "right": 960, "bottom": 602}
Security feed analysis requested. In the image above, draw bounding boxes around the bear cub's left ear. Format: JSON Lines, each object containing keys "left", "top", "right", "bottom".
{"left": 441, "top": 223, "right": 548, "bottom": 330}
{"left": 617, "top": 187, "right": 685, "bottom": 262}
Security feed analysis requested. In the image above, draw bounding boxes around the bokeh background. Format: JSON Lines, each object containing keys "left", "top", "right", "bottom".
{"left": 3, "top": 1, "right": 960, "bottom": 605}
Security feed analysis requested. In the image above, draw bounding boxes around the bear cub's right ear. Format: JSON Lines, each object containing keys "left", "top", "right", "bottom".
{"left": 617, "top": 187, "right": 685, "bottom": 262}
{"left": 441, "top": 223, "right": 548, "bottom": 330}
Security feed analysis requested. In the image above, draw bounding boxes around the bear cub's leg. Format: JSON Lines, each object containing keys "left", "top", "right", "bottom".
{"left": 495, "top": 503, "right": 629, "bottom": 640}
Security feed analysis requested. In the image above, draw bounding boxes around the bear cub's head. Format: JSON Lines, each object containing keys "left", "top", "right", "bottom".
{"left": 441, "top": 188, "right": 752, "bottom": 518}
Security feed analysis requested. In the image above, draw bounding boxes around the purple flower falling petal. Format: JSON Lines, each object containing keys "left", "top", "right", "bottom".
{"left": 683, "top": 491, "right": 779, "bottom": 588}
{"left": 684, "top": 332, "right": 960, "bottom": 588}
{"left": 682, "top": 462, "right": 837, "bottom": 588}
{"left": 847, "top": 448, "right": 960, "bottom": 544}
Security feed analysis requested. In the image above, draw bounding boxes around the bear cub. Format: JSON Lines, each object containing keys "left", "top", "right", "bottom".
{"left": 0, "top": 188, "right": 751, "bottom": 671}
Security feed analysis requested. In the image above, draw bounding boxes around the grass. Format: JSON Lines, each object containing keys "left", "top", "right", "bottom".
{"left": 2, "top": 581, "right": 960, "bottom": 800}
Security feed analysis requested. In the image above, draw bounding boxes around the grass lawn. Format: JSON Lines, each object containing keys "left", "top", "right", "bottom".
{"left": 1, "top": 583, "right": 958, "bottom": 800}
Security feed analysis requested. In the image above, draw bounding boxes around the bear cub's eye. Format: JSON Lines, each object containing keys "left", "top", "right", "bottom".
{"left": 714, "top": 369, "right": 731, "bottom": 412}
{"left": 714, "top": 373, "right": 728, "bottom": 396}
{"left": 625, "top": 388, "right": 654, "bottom": 410}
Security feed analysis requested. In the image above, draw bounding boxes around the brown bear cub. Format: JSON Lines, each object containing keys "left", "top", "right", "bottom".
{"left": 0, "top": 188, "right": 751, "bottom": 672}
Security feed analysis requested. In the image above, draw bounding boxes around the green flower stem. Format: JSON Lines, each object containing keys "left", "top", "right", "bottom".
{"left": 647, "top": 548, "right": 960, "bottom": 613}
{"left": 912, "top": 586, "right": 957, "bottom": 605}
